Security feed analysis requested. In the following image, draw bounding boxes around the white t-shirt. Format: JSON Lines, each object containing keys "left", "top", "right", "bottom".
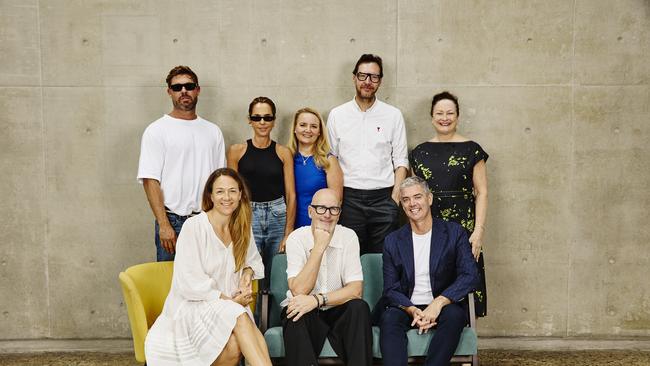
{"left": 410, "top": 230, "right": 433, "bottom": 305}
{"left": 282, "top": 225, "right": 363, "bottom": 308}
{"left": 137, "top": 114, "right": 226, "bottom": 216}
{"left": 326, "top": 98, "right": 409, "bottom": 190}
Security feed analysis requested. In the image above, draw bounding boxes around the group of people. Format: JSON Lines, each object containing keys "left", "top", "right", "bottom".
{"left": 137, "top": 53, "right": 489, "bottom": 366}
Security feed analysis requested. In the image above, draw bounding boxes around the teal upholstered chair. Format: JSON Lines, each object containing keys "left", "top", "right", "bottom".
{"left": 361, "top": 254, "right": 479, "bottom": 365}
{"left": 260, "top": 253, "right": 478, "bottom": 365}
{"left": 260, "top": 254, "right": 342, "bottom": 364}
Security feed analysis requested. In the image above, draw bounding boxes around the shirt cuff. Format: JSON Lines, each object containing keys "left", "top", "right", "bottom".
{"left": 136, "top": 174, "right": 161, "bottom": 184}
{"left": 393, "top": 159, "right": 410, "bottom": 170}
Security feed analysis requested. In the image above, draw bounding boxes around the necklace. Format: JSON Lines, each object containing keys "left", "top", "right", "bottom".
{"left": 300, "top": 154, "right": 311, "bottom": 165}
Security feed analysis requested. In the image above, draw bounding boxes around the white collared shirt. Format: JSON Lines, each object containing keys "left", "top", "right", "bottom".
{"left": 327, "top": 98, "right": 409, "bottom": 190}
{"left": 282, "top": 225, "right": 363, "bottom": 308}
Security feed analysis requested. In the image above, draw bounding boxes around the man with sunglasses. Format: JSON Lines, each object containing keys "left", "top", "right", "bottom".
{"left": 281, "top": 188, "right": 372, "bottom": 365}
{"left": 326, "top": 54, "right": 409, "bottom": 255}
{"left": 137, "top": 65, "right": 226, "bottom": 261}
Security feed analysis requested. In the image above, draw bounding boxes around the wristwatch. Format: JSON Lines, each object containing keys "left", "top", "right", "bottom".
{"left": 319, "top": 293, "right": 328, "bottom": 307}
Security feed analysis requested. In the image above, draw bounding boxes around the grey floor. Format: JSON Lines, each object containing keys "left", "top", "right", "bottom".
{"left": 2, "top": 350, "right": 650, "bottom": 366}
{"left": 2, "top": 338, "right": 650, "bottom": 365}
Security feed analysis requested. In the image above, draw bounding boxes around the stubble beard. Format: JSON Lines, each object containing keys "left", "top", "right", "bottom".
{"left": 173, "top": 96, "right": 198, "bottom": 112}
{"left": 356, "top": 85, "right": 377, "bottom": 103}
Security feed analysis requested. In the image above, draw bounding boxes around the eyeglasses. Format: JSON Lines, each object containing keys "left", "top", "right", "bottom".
{"left": 310, "top": 205, "right": 341, "bottom": 216}
{"left": 355, "top": 72, "right": 381, "bottom": 83}
{"left": 169, "top": 83, "right": 197, "bottom": 92}
{"left": 249, "top": 115, "right": 275, "bottom": 122}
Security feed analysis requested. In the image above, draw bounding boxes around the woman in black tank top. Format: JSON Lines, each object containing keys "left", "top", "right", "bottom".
{"left": 227, "top": 97, "right": 296, "bottom": 295}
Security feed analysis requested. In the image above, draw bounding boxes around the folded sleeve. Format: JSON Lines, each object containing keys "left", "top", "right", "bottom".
{"left": 390, "top": 112, "right": 409, "bottom": 169}
{"left": 470, "top": 142, "right": 489, "bottom": 166}
{"left": 245, "top": 230, "right": 264, "bottom": 280}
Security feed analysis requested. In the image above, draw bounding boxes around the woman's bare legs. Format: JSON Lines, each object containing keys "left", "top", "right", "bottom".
{"left": 232, "top": 313, "right": 272, "bottom": 366}
{"left": 212, "top": 334, "right": 241, "bottom": 366}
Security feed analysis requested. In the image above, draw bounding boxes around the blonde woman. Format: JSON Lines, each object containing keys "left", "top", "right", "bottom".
{"left": 287, "top": 107, "right": 343, "bottom": 227}
{"left": 145, "top": 168, "right": 271, "bottom": 366}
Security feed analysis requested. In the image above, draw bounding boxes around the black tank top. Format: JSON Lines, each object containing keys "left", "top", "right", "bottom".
{"left": 238, "top": 139, "right": 285, "bottom": 202}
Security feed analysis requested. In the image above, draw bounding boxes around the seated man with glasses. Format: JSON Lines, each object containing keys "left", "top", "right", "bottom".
{"left": 281, "top": 188, "right": 372, "bottom": 366}
{"left": 326, "top": 53, "right": 409, "bottom": 255}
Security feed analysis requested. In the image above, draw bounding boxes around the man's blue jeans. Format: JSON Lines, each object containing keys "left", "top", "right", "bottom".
{"left": 154, "top": 212, "right": 191, "bottom": 262}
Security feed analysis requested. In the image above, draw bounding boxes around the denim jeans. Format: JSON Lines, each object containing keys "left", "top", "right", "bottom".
{"left": 154, "top": 212, "right": 192, "bottom": 262}
{"left": 252, "top": 197, "right": 287, "bottom": 286}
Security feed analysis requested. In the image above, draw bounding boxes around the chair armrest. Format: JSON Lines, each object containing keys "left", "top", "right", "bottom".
{"left": 260, "top": 289, "right": 270, "bottom": 334}
{"left": 467, "top": 292, "right": 476, "bottom": 329}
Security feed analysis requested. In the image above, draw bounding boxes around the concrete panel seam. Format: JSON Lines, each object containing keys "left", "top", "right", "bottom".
{"left": 35, "top": 0, "right": 51, "bottom": 338}
{"left": 567, "top": 0, "right": 577, "bottom": 339}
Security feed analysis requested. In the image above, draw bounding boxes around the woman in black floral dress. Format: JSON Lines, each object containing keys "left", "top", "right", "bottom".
{"left": 409, "top": 91, "right": 489, "bottom": 317}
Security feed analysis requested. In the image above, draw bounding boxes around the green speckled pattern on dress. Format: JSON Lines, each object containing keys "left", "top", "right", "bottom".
{"left": 409, "top": 140, "right": 489, "bottom": 317}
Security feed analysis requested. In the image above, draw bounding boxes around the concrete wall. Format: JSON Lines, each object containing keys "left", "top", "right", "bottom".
{"left": 1, "top": 0, "right": 648, "bottom": 339}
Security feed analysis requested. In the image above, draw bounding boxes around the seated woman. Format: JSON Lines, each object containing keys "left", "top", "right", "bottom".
{"left": 145, "top": 168, "right": 272, "bottom": 366}
{"left": 287, "top": 107, "right": 343, "bottom": 228}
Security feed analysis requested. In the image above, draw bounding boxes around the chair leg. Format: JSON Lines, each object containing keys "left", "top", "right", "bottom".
{"left": 472, "top": 354, "right": 478, "bottom": 366}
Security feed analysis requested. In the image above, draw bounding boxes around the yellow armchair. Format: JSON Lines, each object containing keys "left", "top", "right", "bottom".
{"left": 119, "top": 261, "right": 174, "bottom": 363}
{"left": 119, "top": 261, "right": 259, "bottom": 363}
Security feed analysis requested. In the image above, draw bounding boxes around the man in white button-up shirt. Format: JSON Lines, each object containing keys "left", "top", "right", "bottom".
{"left": 327, "top": 54, "right": 409, "bottom": 255}
{"left": 281, "top": 188, "right": 372, "bottom": 366}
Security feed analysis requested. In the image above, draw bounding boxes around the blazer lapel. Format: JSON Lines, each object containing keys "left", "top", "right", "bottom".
{"left": 397, "top": 225, "right": 415, "bottom": 286}
{"left": 429, "top": 219, "right": 447, "bottom": 293}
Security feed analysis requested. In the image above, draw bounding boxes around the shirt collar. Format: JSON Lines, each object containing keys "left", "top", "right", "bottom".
{"left": 352, "top": 97, "right": 379, "bottom": 113}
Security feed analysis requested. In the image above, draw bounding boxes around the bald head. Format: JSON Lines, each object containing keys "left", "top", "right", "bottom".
{"left": 311, "top": 188, "right": 339, "bottom": 206}
{"left": 309, "top": 188, "right": 341, "bottom": 229}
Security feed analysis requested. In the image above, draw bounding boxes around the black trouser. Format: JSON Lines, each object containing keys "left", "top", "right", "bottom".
{"left": 379, "top": 303, "right": 468, "bottom": 366}
{"left": 281, "top": 298, "right": 373, "bottom": 366}
{"left": 339, "top": 187, "right": 399, "bottom": 254}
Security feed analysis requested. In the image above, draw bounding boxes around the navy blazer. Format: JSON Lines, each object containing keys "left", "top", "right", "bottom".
{"left": 375, "top": 218, "right": 479, "bottom": 319}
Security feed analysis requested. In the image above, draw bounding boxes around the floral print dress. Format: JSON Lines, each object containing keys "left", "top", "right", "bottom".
{"left": 410, "top": 141, "right": 489, "bottom": 317}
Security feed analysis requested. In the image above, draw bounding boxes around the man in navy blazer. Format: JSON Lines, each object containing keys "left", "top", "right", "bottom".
{"left": 375, "top": 176, "right": 479, "bottom": 366}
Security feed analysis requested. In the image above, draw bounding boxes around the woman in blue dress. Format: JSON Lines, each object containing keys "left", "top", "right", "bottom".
{"left": 287, "top": 107, "right": 343, "bottom": 227}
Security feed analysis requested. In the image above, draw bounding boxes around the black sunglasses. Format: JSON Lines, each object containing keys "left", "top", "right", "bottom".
{"left": 249, "top": 115, "right": 275, "bottom": 122}
{"left": 169, "top": 83, "right": 197, "bottom": 92}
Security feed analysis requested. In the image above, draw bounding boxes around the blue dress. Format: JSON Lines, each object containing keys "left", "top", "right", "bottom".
{"left": 294, "top": 154, "right": 328, "bottom": 227}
